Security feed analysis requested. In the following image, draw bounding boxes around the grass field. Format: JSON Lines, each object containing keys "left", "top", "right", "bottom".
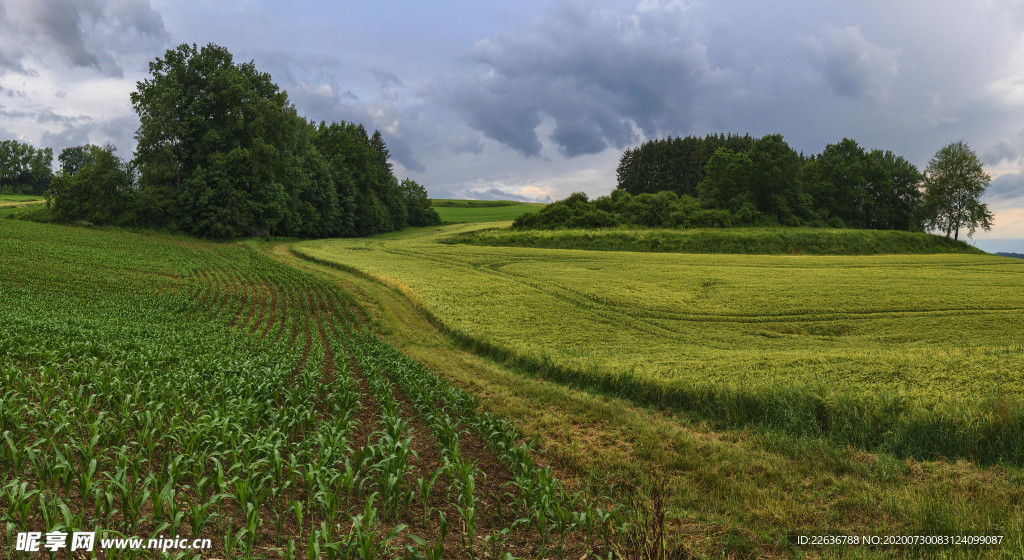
{"left": 447, "top": 226, "right": 984, "bottom": 255}
{"left": 0, "top": 219, "right": 624, "bottom": 559}
{"left": 430, "top": 199, "right": 544, "bottom": 223}
{"left": 0, "top": 193, "right": 45, "bottom": 208}
{"left": 293, "top": 221, "right": 1024, "bottom": 465}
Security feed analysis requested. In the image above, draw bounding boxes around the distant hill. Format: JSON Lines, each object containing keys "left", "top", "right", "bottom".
{"left": 995, "top": 252, "right": 1024, "bottom": 259}
{"left": 429, "top": 199, "right": 544, "bottom": 223}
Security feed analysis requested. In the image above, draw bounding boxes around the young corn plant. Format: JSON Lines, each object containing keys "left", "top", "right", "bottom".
{"left": 406, "top": 512, "right": 447, "bottom": 560}
{"left": 344, "top": 494, "right": 406, "bottom": 560}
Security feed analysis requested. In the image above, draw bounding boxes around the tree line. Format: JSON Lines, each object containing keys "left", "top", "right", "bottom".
{"left": 7, "top": 43, "right": 440, "bottom": 238}
{"left": 517, "top": 133, "right": 992, "bottom": 239}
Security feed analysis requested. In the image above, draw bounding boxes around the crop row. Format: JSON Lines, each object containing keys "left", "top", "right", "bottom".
{"left": 0, "top": 220, "right": 630, "bottom": 559}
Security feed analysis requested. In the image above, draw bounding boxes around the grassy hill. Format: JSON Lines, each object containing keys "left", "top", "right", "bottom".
{"left": 430, "top": 198, "right": 544, "bottom": 223}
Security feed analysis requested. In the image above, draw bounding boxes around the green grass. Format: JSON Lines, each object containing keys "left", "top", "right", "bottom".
{"left": 448, "top": 226, "right": 984, "bottom": 255}
{"left": 293, "top": 222, "right": 1024, "bottom": 464}
{"left": 430, "top": 199, "right": 544, "bottom": 223}
{"left": 0, "top": 193, "right": 45, "bottom": 207}
{"left": 0, "top": 193, "right": 44, "bottom": 202}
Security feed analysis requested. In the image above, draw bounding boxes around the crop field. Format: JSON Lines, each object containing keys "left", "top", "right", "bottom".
{"left": 446, "top": 227, "right": 984, "bottom": 255}
{"left": 293, "top": 222, "right": 1024, "bottom": 464}
{"left": 430, "top": 200, "right": 543, "bottom": 224}
{"left": 0, "top": 194, "right": 45, "bottom": 208}
{"left": 0, "top": 220, "right": 633, "bottom": 559}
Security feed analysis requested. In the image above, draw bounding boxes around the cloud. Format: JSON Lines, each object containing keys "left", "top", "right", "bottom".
{"left": 461, "top": 186, "right": 548, "bottom": 202}
{"left": 986, "top": 172, "right": 1024, "bottom": 203}
{"left": 433, "top": 2, "right": 742, "bottom": 158}
{"left": 804, "top": 25, "right": 900, "bottom": 103}
{"left": 38, "top": 115, "right": 138, "bottom": 156}
{"left": 287, "top": 80, "right": 427, "bottom": 172}
{"left": 0, "top": 0, "right": 168, "bottom": 77}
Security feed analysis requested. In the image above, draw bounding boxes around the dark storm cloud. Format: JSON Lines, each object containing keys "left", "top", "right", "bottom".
{"left": 804, "top": 26, "right": 900, "bottom": 103}
{"left": 987, "top": 173, "right": 1024, "bottom": 203}
{"left": 0, "top": 0, "right": 167, "bottom": 77}
{"left": 985, "top": 130, "right": 1024, "bottom": 165}
{"left": 435, "top": 2, "right": 741, "bottom": 158}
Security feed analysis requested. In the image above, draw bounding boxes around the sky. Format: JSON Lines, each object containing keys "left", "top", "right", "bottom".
{"left": 3, "top": 0, "right": 1024, "bottom": 243}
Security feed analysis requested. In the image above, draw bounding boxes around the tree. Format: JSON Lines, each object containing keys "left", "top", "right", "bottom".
{"left": 58, "top": 145, "right": 101, "bottom": 176}
{"left": 399, "top": 178, "right": 441, "bottom": 226}
{"left": 921, "top": 140, "right": 994, "bottom": 240}
{"left": 49, "top": 145, "right": 134, "bottom": 225}
{"left": 0, "top": 139, "right": 53, "bottom": 194}
{"left": 131, "top": 43, "right": 291, "bottom": 236}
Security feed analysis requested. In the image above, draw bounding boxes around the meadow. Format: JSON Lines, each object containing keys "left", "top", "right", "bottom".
{"left": 430, "top": 200, "right": 543, "bottom": 224}
{"left": 0, "top": 219, "right": 627, "bottom": 559}
{"left": 294, "top": 222, "right": 1024, "bottom": 465}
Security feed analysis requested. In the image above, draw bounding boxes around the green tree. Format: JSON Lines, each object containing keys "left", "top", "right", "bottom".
{"left": 131, "top": 43, "right": 291, "bottom": 236}
{"left": 697, "top": 147, "right": 757, "bottom": 222}
{"left": 49, "top": 145, "right": 133, "bottom": 225}
{"left": 748, "top": 134, "right": 804, "bottom": 224}
{"left": 921, "top": 140, "right": 994, "bottom": 240}
{"left": 399, "top": 178, "right": 441, "bottom": 226}
{"left": 0, "top": 139, "right": 53, "bottom": 194}
{"left": 58, "top": 145, "right": 101, "bottom": 176}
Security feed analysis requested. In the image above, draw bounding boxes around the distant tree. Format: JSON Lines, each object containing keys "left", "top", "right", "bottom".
{"left": 49, "top": 145, "right": 134, "bottom": 225}
{"left": 748, "top": 134, "right": 804, "bottom": 224}
{"left": 866, "top": 149, "right": 923, "bottom": 231}
{"left": 399, "top": 178, "right": 441, "bottom": 226}
{"left": 921, "top": 141, "right": 994, "bottom": 240}
{"left": 698, "top": 147, "right": 756, "bottom": 222}
{"left": 58, "top": 144, "right": 101, "bottom": 176}
{"left": 0, "top": 139, "right": 53, "bottom": 194}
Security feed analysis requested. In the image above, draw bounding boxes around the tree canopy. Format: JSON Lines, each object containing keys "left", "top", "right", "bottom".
{"left": 0, "top": 139, "right": 53, "bottom": 195}
{"left": 921, "top": 140, "right": 993, "bottom": 240}
{"left": 606, "top": 133, "right": 930, "bottom": 231}
{"left": 27, "top": 42, "right": 441, "bottom": 238}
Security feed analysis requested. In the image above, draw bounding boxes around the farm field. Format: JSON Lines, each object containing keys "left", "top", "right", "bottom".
{"left": 293, "top": 221, "right": 1024, "bottom": 464}
{"left": 2, "top": 218, "right": 1022, "bottom": 558}
{"left": 447, "top": 226, "right": 984, "bottom": 255}
{"left": 430, "top": 200, "right": 544, "bottom": 223}
{"left": 0, "top": 219, "right": 620, "bottom": 559}
{"left": 0, "top": 193, "right": 45, "bottom": 207}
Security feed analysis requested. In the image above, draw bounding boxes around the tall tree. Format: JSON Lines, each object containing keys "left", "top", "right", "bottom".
{"left": 921, "top": 140, "right": 993, "bottom": 240}
{"left": 131, "top": 43, "right": 291, "bottom": 236}
{"left": 0, "top": 139, "right": 53, "bottom": 194}
{"left": 49, "top": 145, "right": 133, "bottom": 225}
